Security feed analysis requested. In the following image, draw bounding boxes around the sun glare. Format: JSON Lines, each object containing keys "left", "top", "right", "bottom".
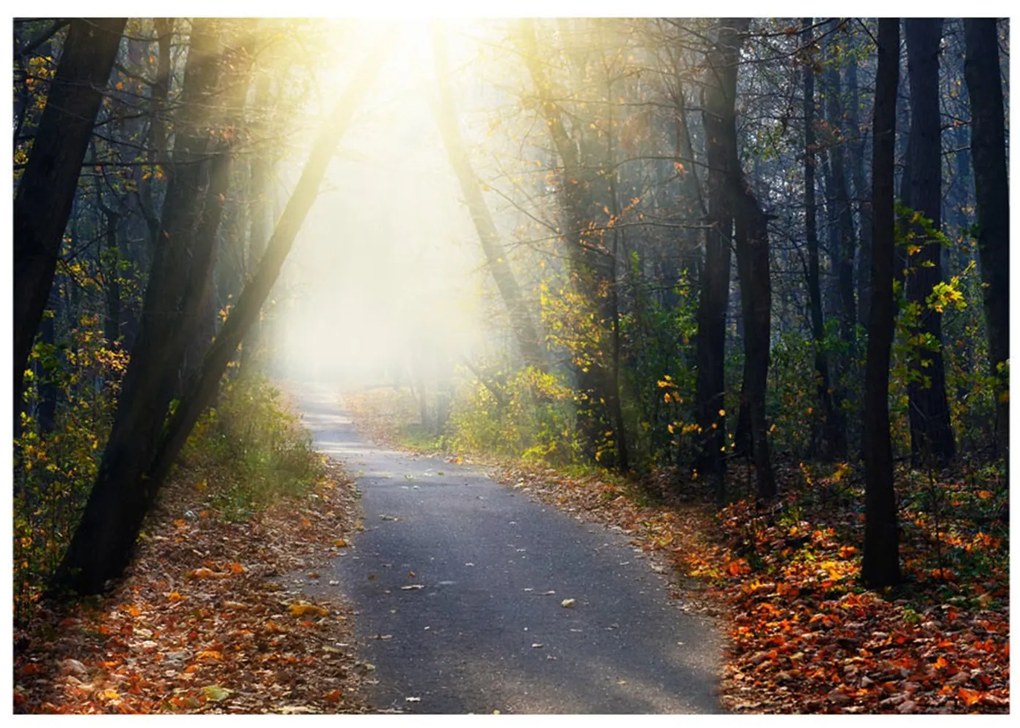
{"left": 270, "top": 18, "right": 495, "bottom": 388}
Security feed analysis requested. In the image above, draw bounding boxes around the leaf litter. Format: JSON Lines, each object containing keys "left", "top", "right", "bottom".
{"left": 14, "top": 459, "right": 369, "bottom": 714}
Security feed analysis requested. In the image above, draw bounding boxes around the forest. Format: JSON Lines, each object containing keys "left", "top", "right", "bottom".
{"left": 11, "top": 16, "right": 1009, "bottom": 714}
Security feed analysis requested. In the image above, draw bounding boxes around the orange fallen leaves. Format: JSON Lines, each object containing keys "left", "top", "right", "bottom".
{"left": 14, "top": 460, "right": 366, "bottom": 715}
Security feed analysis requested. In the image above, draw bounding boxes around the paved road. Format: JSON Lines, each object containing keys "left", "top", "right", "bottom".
{"left": 290, "top": 383, "right": 722, "bottom": 714}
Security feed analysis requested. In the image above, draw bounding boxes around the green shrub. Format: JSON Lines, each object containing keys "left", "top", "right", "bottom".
{"left": 182, "top": 375, "right": 325, "bottom": 520}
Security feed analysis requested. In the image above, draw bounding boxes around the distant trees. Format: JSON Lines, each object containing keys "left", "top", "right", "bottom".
{"left": 963, "top": 19, "right": 1010, "bottom": 460}
{"left": 13, "top": 16, "right": 1009, "bottom": 597}
{"left": 13, "top": 19, "right": 126, "bottom": 435}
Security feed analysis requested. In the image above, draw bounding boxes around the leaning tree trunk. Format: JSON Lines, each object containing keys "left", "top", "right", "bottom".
{"left": 13, "top": 18, "right": 126, "bottom": 436}
{"left": 963, "top": 19, "right": 1010, "bottom": 461}
{"left": 51, "top": 34, "right": 390, "bottom": 595}
{"left": 52, "top": 21, "right": 241, "bottom": 593}
{"left": 516, "top": 19, "right": 628, "bottom": 470}
{"left": 904, "top": 18, "right": 955, "bottom": 469}
{"left": 432, "top": 24, "right": 545, "bottom": 370}
{"left": 862, "top": 18, "right": 902, "bottom": 589}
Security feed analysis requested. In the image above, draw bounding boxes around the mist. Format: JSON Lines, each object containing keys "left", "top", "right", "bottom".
{"left": 268, "top": 21, "right": 492, "bottom": 390}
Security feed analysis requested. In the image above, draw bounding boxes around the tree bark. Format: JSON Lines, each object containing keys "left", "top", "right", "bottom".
{"left": 693, "top": 19, "right": 742, "bottom": 484}
{"left": 51, "top": 33, "right": 389, "bottom": 595}
{"left": 52, "top": 20, "right": 236, "bottom": 593}
{"left": 862, "top": 18, "right": 902, "bottom": 589}
{"left": 963, "top": 19, "right": 1009, "bottom": 460}
{"left": 13, "top": 18, "right": 126, "bottom": 435}
{"left": 904, "top": 18, "right": 955, "bottom": 468}
{"left": 824, "top": 28, "right": 858, "bottom": 348}
{"left": 802, "top": 18, "right": 846, "bottom": 460}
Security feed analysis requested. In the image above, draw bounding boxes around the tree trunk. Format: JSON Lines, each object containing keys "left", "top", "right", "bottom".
{"left": 824, "top": 28, "right": 858, "bottom": 348}
{"left": 51, "top": 34, "right": 389, "bottom": 595}
{"left": 802, "top": 18, "right": 846, "bottom": 461}
{"left": 13, "top": 18, "right": 126, "bottom": 435}
{"left": 516, "top": 19, "right": 627, "bottom": 469}
{"left": 52, "top": 21, "right": 237, "bottom": 593}
{"left": 963, "top": 19, "right": 1009, "bottom": 460}
{"left": 710, "top": 19, "right": 776, "bottom": 500}
{"left": 862, "top": 18, "right": 902, "bottom": 589}
{"left": 847, "top": 44, "right": 873, "bottom": 329}
{"left": 240, "top": 74, "right": 274, "bottom": 374}
{"left": 694, "top": 19, "right": 743, "bottom": 484}
{"left": 904, "top": 18, "right": 955, "bottom": 468}
{"left": 432, "top": 24, "right": 545, "bottom": 370}
{"left": 733, "top": 179, "right": 776, "bottom": 500}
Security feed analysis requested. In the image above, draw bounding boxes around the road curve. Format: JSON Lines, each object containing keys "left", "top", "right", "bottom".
{"left": 289, "top": 382, "right": 722, "bottom": 714}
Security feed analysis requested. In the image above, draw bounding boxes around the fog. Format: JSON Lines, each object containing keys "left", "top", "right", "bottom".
{"left": 268, "top": 21, "right": 493, "bottom": 389}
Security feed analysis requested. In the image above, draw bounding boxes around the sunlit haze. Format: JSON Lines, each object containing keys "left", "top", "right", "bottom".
{"left": 269, "top": 20, "right": 493, "bottom": 388}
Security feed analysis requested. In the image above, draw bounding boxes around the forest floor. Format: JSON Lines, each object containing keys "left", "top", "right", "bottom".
{"left": 346, "top": 386, "right": 1010, "bottom": 715}
{"left": 13, "top": 459, "right": 370, "bottom": 714}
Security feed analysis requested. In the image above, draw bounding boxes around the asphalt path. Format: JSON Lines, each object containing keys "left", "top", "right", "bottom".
{"left": 290, "top": 383, "right": 722, "bottom": 714}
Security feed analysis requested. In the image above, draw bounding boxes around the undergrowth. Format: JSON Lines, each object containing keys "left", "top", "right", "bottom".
{"left": 180, "top": 375, "right": 325, "bottom": 520}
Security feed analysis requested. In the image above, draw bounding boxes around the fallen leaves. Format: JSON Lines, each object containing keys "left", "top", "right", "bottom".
{"left": 287, "top": 601, "right": 329, "bottom": 618}
{"left": 491, "top": 459, "right": 1009, "bottom": 715}
{"left": 14, "top": 459, "right": 368, "bottom": 714}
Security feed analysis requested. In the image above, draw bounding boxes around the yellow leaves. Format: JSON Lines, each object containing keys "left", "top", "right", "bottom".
{"left": 288, "top": 601, "right": 329, "bottom": 619}
{"left": 195, "top": 650, "right": 223, "bottom": 663}
{"left": 167, "top": 591, "right": 187, "bottom": 603}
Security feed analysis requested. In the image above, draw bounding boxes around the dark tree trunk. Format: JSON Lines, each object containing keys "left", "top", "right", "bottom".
{"left": 963, "top": 19, "right": 1010, "bottom": 460}
{"left": 904, "top": 18, "right": 955, "bottom": 468}
{"left": 694, "top": 19, "right": 743, "bottom": 484}
{"left": 13, "top": 18, "right": 126, "bottom": 435}
{"left": 823, "top": 30, "right": 858, "bottom": 349}
{"left": 802, "top": 18, "right": 846, "bottom": 461}
{"left": 847, "top": 44, "right": 873, "bottom": 328}
{"left": 51, "top": 34, "right": 388, "bottom": 595}
{"left": 712, "top": 19, "right": 776, "bottom": 500}
{"left": 733, "top": 180, "right": 776, "bottom": 500}
{"left": 432, "top": 25, "right": 545, "bottom": 370}
{"left": 147, "top": 44, "right": 391, "bottom": 514}
{"left": 862, "top": 18, "right": 902, "bottom": 589}
{"left": 52, "top": 21, "right": 236, "bottom": 593}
